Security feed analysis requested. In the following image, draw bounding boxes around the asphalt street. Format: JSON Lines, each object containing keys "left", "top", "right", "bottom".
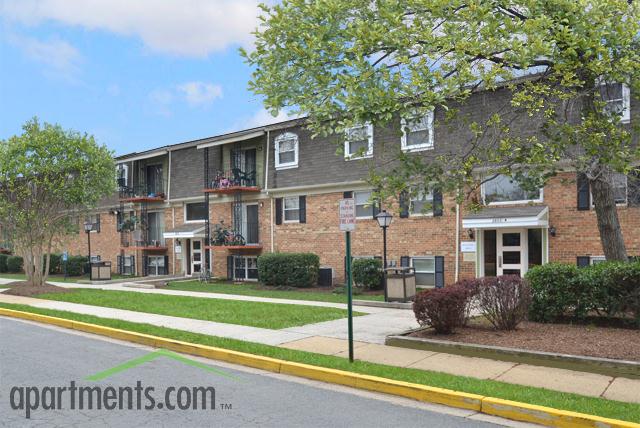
{"left": 0, "top": 317, "right": 507, "bottom": 427}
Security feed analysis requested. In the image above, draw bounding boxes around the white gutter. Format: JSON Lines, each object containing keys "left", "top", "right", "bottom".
{"left": 172, "top": 206, "right": 176, "bottom": 275}
{"left": 270, "top": 197, "right": 275, "bottom": 253}
{"left": 264, "top": 130, "right": 270, "bottom": 192}
{"left": 265, "top": 129, "right": 275, "bottom": 253}
{"left": 196, "top": 131, "right": 265, "bottom": 150}
{"left": 116, "top": 150, "right": 168, "bottom": 164}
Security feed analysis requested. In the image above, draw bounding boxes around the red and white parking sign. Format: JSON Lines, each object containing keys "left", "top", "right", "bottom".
{"left": 339, "top": 199, "right": 356, "bottom": 231}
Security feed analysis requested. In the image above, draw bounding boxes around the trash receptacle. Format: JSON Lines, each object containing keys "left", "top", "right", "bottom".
{"left": 385, "top": 267, "right": 416, "bottom": 302}
{"left": 91, "top": 261, "right": 112, "bottom": 281}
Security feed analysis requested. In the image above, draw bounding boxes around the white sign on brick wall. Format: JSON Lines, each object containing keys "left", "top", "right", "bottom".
{"left": 339, "top": 199, "right": 356, "bottom": 231}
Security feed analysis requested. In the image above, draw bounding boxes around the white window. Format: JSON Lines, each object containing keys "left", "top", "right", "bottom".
{"left": 600, "top": 82, "right": 631, "bottom": 123}
{"left": 344, "top": 124, "right": 373, "bottom": 160}
{"left": 147, "top": 255, "right": 166, "bottom": 276}
{"left": 590, "top": 256, "right": 606, "bottom": 265}
{"left": 86, "top": 214, "right": 100, "bottom": 233}
{"left": 410, "top": 190, "right": 434, "bottom": 215}
{"left": 482, "top": 175, "right": 543, "bottom": 205}
{"left": 412, "top": 257, "right": 435, "bottom": 287}
{"left": 275, "top": 132, "right": 299, "bottom": 169}
{"left": 90, "top": 255, "right": 101, "bottom": 263}
{"left": 117, "top": 163, "right": 128, "bottom": 186}
{"left": 283, "top": 196, "right": 300, "bottom": 222}
{"left": 185, "top": 202, "right": 207, "bottom": 222}
{"left": 591, "top": 172, "right": 627, "bottom": 206}
{"left": 354, "top": 191, "right": 373, "bottom": 218}
{"left": 401, "top": 111, "right": 434, "bottom": 151}
{"left": 234, "top": 256, "right": 259, "bottom": 281}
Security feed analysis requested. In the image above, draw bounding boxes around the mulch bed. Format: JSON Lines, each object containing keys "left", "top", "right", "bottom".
{"left": 410, "top": 318, "right": 640, "bottom": 362}
{"left": 2, "top": 282, "right": 75, "bottom": 297}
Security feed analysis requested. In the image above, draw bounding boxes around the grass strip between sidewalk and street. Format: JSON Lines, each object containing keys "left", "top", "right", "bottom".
{"left": 36, "top": 289, "right": 363, "bottom": 329}
{"left": 165, "top": 280, "right": 385, "bottom": 304}
{"left": 0, "top": 302, "right": 638, "bottom": 423}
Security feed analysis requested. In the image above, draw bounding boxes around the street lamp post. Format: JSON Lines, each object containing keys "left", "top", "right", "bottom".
{"left": 375, "top": 210, "right": 393, "bottom": 301}
{"left": 83, "top": 221, "right": 93, "bottom": 278}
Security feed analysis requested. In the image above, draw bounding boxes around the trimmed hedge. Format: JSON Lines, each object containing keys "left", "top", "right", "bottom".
{"left": 0, "top": 254, "right": 7, "bottom": 273}
{"left": 45, "top": 253, "right": 62, "bottom": 275}
{"left": 6, "top": 256, "right": 23, "bottom": 273}
{"left": 63, "top": 255, "right": 89, "bottom": 277}
{"left": 257, "top": 253, "right": 320, "bottom": 288}
{"left": 526, "top": 261, "right": 640, "bottom": 326}
{"left": 352, "top": 258, "right": 383, "bottom": 290}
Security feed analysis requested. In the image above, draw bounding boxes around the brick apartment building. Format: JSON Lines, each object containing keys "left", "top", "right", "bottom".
{"left": 60, "top": 82, "right": 639, "bottom": 287}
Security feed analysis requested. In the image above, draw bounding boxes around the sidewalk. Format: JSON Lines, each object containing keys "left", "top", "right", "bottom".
{"left": 0, "top": 292, "right": 639, "bottom": 404}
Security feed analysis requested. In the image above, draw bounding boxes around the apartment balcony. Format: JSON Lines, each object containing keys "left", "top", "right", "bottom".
{"left": 120, "top": 231, "right": 167, "bottom": 251}
{"left": 203, "top": 169, "right": 260, "bottom": 194}
{"left": 118, "top": 178, "right": 166, "bottom": 203}
{"left": 205, "top": 222, "right": 262, "bottom": 251}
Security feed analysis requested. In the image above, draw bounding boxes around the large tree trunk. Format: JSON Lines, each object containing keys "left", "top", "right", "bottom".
{"left": 590, "top": 173, "right": 628, "bottom": 261}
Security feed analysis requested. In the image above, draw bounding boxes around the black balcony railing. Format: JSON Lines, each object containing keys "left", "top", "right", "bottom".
{"left": 207, "top": 169, "right": 257, "bottom": 190}
{"left": 120, "top": 231, "right": 166, "bottom": 248}
{"left": 118, "top": 178, "right": 165, "bottom": 200}
{"left": 208, "top": 222, "right": 259, "bottom": 247}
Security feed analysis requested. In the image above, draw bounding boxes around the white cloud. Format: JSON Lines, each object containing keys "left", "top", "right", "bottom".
{"left": 0, "top": 0, "right": 261, "bottom": 57}
{"left": 245, "top": 108, "right": 297, "bottom": 128}
{"left": 7, "top": 33, "right": 82, "bottom": 78}
{"left": 177, "top": 81, "right": 223, "bottom": 107}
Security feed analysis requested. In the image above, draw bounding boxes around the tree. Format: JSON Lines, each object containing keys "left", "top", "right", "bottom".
{"left": 244, "top": 0, "right": 640, "bottom": 260}
{"left": 0, "top": 118, "right": 115, "bottom": 286}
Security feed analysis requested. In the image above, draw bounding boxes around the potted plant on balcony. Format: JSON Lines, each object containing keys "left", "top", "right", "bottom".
{"left": 120, "top": 216, "right": 139, "bottom": 233}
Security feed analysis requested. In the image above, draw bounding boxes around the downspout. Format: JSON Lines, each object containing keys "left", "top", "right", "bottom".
{"left": 172, "top": 206, "right": 176, "bottom": 275}
{"left": 264, "top": 129, "right": 275, "bottom": 253}
{"left": 455, "top": 202, "right": 460, "bottom": 283}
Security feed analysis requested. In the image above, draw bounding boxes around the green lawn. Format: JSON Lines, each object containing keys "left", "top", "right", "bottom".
{"left": 0, "top": 273, "right": 137, "bottom": 283}
{"left": 36, "top": 289, "right": 362, "bottom": 329}
{"left": 0, "top": 302, "right": 638, "bottom": 423}
{"left": 166, "top": 280, "right": 385, "bottom": 304}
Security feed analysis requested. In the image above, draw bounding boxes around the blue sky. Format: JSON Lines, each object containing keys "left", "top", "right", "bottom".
{"left": 0, "top": 0, "right": 287, "bottom": 156}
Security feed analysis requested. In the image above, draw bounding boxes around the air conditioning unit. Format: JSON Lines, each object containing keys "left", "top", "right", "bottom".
{"left": 318, "top": 267, "right": 334, "bottom": 287}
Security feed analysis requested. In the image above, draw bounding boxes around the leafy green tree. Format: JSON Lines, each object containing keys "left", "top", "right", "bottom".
{"left": 244, "top": 0, "right": 640, "bottom": 260}
{"left": 0, "top": 118, "right": 115, "bottom": 286}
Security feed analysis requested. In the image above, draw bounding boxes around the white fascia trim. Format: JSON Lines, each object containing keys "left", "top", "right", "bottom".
{"left": 462, "top": 207, "right": 549, "bottom": 230}
{"left": 116, "top": 150, "right": 168, "bottom": 164}
{"left": 196, "top": 131, "right": 265, "bottom": 149}
{"left": 268, "top": 180, "right": 368, "bottom": 196}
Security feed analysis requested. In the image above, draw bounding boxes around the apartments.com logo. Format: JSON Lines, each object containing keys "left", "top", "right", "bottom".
{"left": 8, "top": 349, "right": 236, "bottom": 419}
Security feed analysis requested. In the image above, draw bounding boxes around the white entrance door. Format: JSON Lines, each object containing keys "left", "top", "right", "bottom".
{"left": 191, "top": 239, "right": 203, "bottom": 274}
{"left": 497, "top": 229, "right": 528, "bottom": 276}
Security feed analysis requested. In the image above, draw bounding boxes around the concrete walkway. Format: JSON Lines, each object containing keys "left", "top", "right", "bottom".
{"left": 1, "top": 285, "right": 639, "bottom": 404}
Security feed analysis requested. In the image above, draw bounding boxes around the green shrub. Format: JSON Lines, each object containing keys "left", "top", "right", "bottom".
{"left": 6, "top": 256, "right": 23, "bottom": 273}
{"left": 525, "top": 263, "right": 581, "bottom": 322}
{"left": 352, "top": 258, "right": 383, "bottom": 290}
{"left": 588, "top": 261, "right": 640, "bottom": 324}
{"left": 63, "top": 255, "right": 88, "bottom": 277}
{"left": 0, "top": 254, "right": 8, "bottom": 273}
{"left": 45, "top": 253, "right": 62, "bottom": 275}
{"left": 257, "top": 253, "right": 320, "bottom": 288}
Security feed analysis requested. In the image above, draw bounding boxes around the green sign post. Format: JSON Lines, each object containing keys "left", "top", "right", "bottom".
{"left": 339, "top": 198, "right": 356, "bottom": 362}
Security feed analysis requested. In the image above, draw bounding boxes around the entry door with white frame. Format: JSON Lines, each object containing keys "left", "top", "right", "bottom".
{"left": 191, "top": 239, "right": 203, "bottom": 274}
{"left": 497, "top": 229, "right": 528, "bottom": 276}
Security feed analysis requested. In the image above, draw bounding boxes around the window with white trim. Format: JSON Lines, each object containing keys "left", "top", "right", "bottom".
{"left": 410, "top": 190, "right": 434, "bottom": 215}
{"left": 234, "top": 256, "right": 259, "bottom": 281}
{"left": 344, "top": 124, "right": 373, "bottom": 159}
{"left": 354, "top": 191, "right": 373, "bottom": 218}
{"left": 412, "top": 257, "right": 435, "bottom": 287}
{"left": 117, "top": 164, "right": 128, "bottom": 186}
{"left": 590, "top": 256, "right": 606, "bottom": 265}
{"left": 401, "top": 111, "right": 434, "bottom": 151}
{"left": 185, "top": 202, "right": 207, "bottom": 222}
{"left": 275, "top": 132, "right": 299, "bottom": 169}
{"left": 482, "top": 175, "right": 542, "bottom": 204}
{"left": 599, "top": 82, "right": 631, "bottom": 123}
{"left": 283, "top": 196, "right": 300, "bottom": 222}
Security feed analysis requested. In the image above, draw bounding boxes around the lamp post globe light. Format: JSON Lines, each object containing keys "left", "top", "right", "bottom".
{"left": 84, "top": 220, "right": 93, "bottom": 276}
{"left": 375, "top": 210, "right": 393, "bottom": 301}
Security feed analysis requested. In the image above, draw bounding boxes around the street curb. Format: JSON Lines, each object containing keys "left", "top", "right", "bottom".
{"left": 1, "top": 308, "right": 638, "bottom": 428}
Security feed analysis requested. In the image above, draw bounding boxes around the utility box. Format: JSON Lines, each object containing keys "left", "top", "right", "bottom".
{"left": 385, "top": 267, "right": 416, "bottom": 302}
{"left": 91, "top": 261, "right": 112, "bottom": 281}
